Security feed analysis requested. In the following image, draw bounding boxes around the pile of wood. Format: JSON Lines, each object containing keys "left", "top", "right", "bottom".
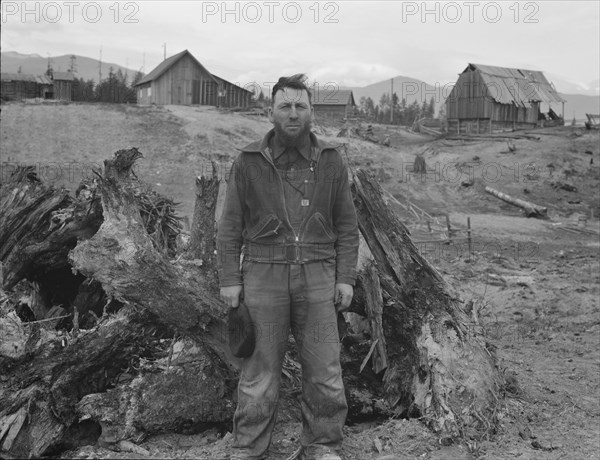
{"left": 1, "top": 149, "right": 503, "bottom": 457}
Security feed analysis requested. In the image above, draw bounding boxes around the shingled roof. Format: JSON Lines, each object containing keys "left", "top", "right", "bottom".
{"left": 135, "top": 49, "right": 218, "bottom": 86}
{"left": 212, "top": 75, "right": 254, "bottom": 94}
{"left": 466, "top": 63, "right": 564, "bottom": 106}
{"left": 312, "top": 89, "right": 355, "bottom": 106}
{"left": 1, "top": 73, "right": 53, "bottom": 84}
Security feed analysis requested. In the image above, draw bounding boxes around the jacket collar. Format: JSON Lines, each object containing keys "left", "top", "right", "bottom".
{"left": 239, "top": 129, "right": 338, "bottom": 161}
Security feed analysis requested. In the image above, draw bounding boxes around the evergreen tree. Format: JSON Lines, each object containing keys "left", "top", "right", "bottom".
{"left": 364, "top": 97, "right": 375, "bottom": 119}
{"left": 94, "top": 67, "right": 136, "bottom": 103}
{"left": 407, "top": 100, "right": 420, "bottom": 125}
{"left": 131, "top": 70, "right": 145, "bottom": 87}
{"left": 392, "top": 92, "right": 399, "bottom": 124}
{"left": 427, "top": 97, "right": 436, "bottom": 118}
{"left": 421, "top": 100, "right": 428, "bottom": 119}
{"left": 359, "top": 96, "right": 367, "bottom": 115}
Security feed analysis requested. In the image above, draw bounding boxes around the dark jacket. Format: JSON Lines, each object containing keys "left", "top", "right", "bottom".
{"left": 217, "top": 129, "right": 359, "bottom": 287}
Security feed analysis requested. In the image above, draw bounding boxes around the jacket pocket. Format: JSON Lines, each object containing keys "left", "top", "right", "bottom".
{"left": 314, "top": 212, "right": 335, "bottom": 240}
{"left": 246, "top": 214, "right": 282, "bottom": 240}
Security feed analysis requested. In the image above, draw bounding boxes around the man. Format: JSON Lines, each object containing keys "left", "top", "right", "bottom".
{"left": 217, "top": 74, "right": 359, "bottom": 460}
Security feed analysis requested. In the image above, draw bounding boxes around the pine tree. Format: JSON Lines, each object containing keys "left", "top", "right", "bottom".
{"left": 365, "top": 97, "right": 375, "bottom": 119}
{"left": 427, "top": 97, "right": 436, "bottom": 118}
{"left": 421, "top": 100, "right": 428, "bottom": 119}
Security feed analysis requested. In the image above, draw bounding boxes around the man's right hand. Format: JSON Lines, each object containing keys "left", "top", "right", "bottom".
{"left": 220, "top": 285, "right": 243, "bottom": 308}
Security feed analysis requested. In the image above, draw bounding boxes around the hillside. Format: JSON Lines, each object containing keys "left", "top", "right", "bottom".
{"left": 546, "top": 72, "right": 599, "bottom": 96}
{"left": 1, "top": 51, "right": 139, "bottom": 84}
{"left": 559, "top": 93, "right": 600, "bottom": 120}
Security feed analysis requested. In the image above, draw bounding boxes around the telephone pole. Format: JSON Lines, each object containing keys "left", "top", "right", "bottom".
{"left": 390, "top": 78, "right": 394, "bottom": 124}
{"left": 98, "top": 46, "right": 102, "bottom": 82}
{"left": 163, "top": 43, "right": 167, "bottom": 60}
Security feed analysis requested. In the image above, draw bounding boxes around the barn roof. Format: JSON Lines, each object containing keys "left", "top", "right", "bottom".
{"left": 1, "top": 73, "right": 52, "bottom": 84}
{"left": 212, "top": 75, "right": 254, "bottom": 94}
{"left": 53, "top": 72, "right": 75, "bottom": 81}
{"left": 312, "top": 89, "right": 355, "bottom": 106}
{"left": 466, "top": 63, "right": 564, "bottom": 106}
{"left": 135, "top": 50, "right": 218, "bottom": 86}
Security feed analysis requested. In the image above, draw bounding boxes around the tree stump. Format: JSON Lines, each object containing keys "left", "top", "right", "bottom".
{"left": 350, "top": 169, "right": 501, "bottom": 437}
{"left": 1, "top": 152, "right": 503, "bottom": 458}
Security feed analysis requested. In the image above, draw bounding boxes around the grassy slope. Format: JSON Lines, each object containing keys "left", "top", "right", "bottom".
{"left": 1, "top": 102, "right": 271, "bottom": 219}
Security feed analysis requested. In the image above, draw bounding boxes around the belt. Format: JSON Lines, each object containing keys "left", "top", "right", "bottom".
{"left": 243, "top": 242, "right": 335, "bottom": 264}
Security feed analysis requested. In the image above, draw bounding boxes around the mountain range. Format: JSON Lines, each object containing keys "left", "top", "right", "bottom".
{"left": 1, "top": 51, "right": 139, "bottom": 83}
{"left": 2, "top": 51, "right": 598, "bottom": 118}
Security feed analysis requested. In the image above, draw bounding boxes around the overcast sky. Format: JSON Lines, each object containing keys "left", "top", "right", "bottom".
{"left": 2, "top": 1, "right": 599, "bottom": 90}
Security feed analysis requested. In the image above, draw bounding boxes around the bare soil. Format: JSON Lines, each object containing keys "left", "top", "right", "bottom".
{"left": 1, "top": 102, "right": 599, "bottom": 459}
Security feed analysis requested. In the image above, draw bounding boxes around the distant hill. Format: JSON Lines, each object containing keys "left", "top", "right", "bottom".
{"left": 546, "top": 72, "right": 599, "bottom": 97}
{"left": 1, "top": 51, "right": 139, "bottom": 84}
{"left": 351, "top": 75, "right": 440, "bottom": 108}
{"left": 559, "top": 93, "right": 600, "bottom": 120}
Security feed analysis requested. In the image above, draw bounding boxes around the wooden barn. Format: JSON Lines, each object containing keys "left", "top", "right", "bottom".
{"left": 445, "top": 63, "right": 565, "bottom": 134}
{"left": 212, "top": 75, "right": 253, "bottom": 108}
{"left": 52, "top": 72, "right": 75, "bottom": 101}
{"left": 1, "top": 73, "right": 53, "bottom": 101}
{"left": 134, "top": 50, "right": 252, "bottom": 107}
{"left": 312, "top": 89, "right": 356, "bottom": 119}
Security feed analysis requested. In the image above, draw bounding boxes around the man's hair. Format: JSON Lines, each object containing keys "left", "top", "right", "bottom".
{"left": 271, "top": 74, "right": 312, "bottom": 106}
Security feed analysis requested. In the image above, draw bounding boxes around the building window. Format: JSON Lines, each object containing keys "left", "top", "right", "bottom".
{"left": 147, "top": 87, "right": 152, "bottom": 97}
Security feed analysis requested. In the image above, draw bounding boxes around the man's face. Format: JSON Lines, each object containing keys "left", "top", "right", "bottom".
{"left": 269, "top": 87, "right": 313, "bottom": 145}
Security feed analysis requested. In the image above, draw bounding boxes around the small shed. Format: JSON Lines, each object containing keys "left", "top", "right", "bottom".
{"left": 312, "top": 89, "right": 356, "bottom": 119}
{"left": 52, "top": 72, "right": 75, "bottom": 101}
{"left": 1, "top": 73, "right": 53, "bottom": 101}
{"left": 445, "top": 63, "right": 565, "bottom": 134}
{"left": 135, "top": 50, "right": 252, "bottom": 107}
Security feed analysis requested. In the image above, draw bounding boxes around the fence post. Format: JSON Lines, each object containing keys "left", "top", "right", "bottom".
{"left": 467, "top": 217, "right": 472, "bottom": 261}
{"left": 446, "top": 214, "right": 452, "bottom": 243}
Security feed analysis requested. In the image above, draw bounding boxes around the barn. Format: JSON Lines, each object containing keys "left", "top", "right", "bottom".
{"left": 134, "top": 50, "right": 252, "bottom": 107}
{"left": 1, "top": 73, "right": 53, "bottom": 101}
{"left": 52, "top": 72, "right": 75, "bottom": 101}
{"left": 311, "top": 89, "right": 356, "bottom": 120}
{"left": 445, "top": 63, "right": 565, "bottom": 134}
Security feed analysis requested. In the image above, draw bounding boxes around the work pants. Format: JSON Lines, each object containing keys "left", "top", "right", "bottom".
{"left": 232, "top": 259, "right": 347, "bottom": 458}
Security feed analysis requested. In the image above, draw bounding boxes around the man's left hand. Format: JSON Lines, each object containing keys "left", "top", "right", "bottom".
{"left": 334, "top": 283, "right": 354, "bottom": 312}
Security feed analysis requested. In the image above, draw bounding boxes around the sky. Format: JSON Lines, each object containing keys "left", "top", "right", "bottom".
{"left": 1, "top": 1, "right": 599, "bottom": 92}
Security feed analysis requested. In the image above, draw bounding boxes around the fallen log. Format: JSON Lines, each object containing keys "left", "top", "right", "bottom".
{"left": 484, "top": 186, "right": 548, "bottom": 218}
{"left": 447, "top": 134, "right": 541, "bottom": 141}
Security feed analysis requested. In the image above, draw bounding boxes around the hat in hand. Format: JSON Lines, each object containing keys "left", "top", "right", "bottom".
{"left": 228, "top": 302, "right": 256, "bottom": 358}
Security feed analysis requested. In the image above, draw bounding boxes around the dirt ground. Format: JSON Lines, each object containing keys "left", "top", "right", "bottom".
{"left": 1, "top": 102, "right": 599, "bottom": 459}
